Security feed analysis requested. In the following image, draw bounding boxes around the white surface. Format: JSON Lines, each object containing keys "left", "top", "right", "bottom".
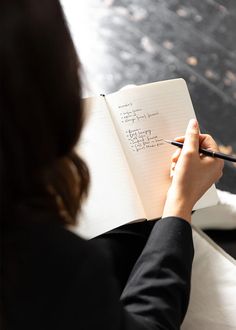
{"left": 193, "top": 189, "right": 236, "bottom": 230}
{"left": 182, "top": 227, "right": 236, "bottom": 329}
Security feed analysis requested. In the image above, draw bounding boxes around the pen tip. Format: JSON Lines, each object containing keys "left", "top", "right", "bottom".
{"left": 163, "top": 139, "right": 172, "bottom": 144}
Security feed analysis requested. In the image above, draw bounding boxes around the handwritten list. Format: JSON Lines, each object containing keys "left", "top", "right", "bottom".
{"left": 126, "top": 128, "right": 164, "bottom": 152}
{"left": 117, "top": 102, "right": 163, "bottom": 152}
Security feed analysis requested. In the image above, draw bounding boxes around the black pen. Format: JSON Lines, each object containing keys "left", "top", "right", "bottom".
{"left": 163, "top": 139, "right": 236, "bottom": 163}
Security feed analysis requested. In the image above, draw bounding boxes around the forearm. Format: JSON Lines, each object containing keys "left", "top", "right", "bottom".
{"left": 120, "top": 217, "right": 194, "bottom": 330}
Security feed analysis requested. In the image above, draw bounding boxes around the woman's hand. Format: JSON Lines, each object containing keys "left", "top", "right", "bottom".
{"left": 162, "top": 119, "right": 224, "bottom": 223}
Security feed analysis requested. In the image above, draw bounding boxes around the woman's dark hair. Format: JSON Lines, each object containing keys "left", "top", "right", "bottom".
{"left": 0, "top": 0, "right": 89, "bottom": 225}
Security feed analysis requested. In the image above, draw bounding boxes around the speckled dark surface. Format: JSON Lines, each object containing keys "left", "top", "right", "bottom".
{"left": 62, "top": 0, "right": 236, "bottom": 256}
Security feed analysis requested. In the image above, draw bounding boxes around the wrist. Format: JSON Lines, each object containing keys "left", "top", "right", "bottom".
{"left": 163, "top": 189, "right": 192, "bottom": 223}
{"left": 162, "top": 207, "right": 192, "bottom": 223}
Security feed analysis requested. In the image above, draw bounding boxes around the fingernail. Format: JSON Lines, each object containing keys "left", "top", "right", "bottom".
{"left": 189, "top": 118, "right": 198, "bottom": 128}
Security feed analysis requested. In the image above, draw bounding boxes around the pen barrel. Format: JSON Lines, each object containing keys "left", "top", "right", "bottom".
{"left": 213, "top": 152, "right": 236, "bottom": 163}
{"left": 199, "top": 148, "right": 236, "bottom": 162}
{"left": 169, "top": 141, "right": 236, "bottom": 163}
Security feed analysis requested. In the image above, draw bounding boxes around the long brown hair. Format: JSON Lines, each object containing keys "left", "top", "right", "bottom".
{"left": 0, "top": 0, "right": 89, "bottom": 226}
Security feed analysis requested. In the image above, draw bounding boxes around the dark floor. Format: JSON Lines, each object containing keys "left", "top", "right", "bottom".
{"left": 62, "top": 0, "right": 236, "bottom": 257}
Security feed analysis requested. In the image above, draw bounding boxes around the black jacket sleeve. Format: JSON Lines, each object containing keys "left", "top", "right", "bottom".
{"left": 72, "top": 216, "right": 194, "bottom": 330}
{"left": 120, "top": 217, "right": 194, "bottom": 330}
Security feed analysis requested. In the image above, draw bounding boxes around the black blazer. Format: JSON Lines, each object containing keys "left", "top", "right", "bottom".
{"left": 2, "top": 215, "right": 194, "bottom": 330}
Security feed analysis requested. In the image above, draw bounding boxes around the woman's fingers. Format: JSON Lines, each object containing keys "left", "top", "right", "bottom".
{"left": 198, "top": 134, "right": 219, "bottom": 151}
{"left": 171, "top": 148, "right": 181, "bottom": 162}
{"left": 174, "top": 135, "right": 185, "bottom": 142}
{"left": 170, "top": 148, "right": 181, "bottom": 177}
{"left": 181, "top": 119, "right": 200, "bottom": 153}
{"left": 174, "top": 134, "right": 219, "bottom": 151}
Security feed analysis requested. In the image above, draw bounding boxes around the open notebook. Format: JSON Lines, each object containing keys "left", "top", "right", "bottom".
{"left": 182, "top": 227, "right": 236, "bottom": 329}
{"left": 75, "top": 79, "right": 218, "bottom": 238}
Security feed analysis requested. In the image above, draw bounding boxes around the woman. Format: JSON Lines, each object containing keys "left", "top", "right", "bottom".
{"left": 1, "top": 0, "right": 224, "bottom": 329}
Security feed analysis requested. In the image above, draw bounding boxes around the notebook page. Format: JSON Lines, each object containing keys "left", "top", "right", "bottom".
{"left": 75, "top": 97, "right": 145, "bottom": 239}
{"left": 106, "top": 79, "right": 218, "bottom": 220}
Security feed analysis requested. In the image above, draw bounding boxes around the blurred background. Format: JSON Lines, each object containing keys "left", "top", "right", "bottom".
{"left": 60, "top": 0, "right": 236, "bottom": 255}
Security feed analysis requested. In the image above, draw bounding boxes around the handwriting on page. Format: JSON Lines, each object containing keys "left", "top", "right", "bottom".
{"left": 117, "top": 102, "right": 164, "bottom": 152}
{"left": 119, "top": 103, "right": 159, "bottom": 124}
{"left": 126, "top": 129, "right": 164, "bottom": 152}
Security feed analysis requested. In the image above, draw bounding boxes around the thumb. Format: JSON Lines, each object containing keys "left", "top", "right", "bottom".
{"left": 182, "top": 118, "right": 199, "bottom": 152}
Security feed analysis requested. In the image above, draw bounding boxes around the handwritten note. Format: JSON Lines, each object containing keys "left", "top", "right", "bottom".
{"left": 126, "top": 128, "right": 164, "bottom": 152}
{"left": 116, "top": 102, "right": 163, "bottom": 152}
{"left": 119, "top": 103, "right": 159, "bottom": 124}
